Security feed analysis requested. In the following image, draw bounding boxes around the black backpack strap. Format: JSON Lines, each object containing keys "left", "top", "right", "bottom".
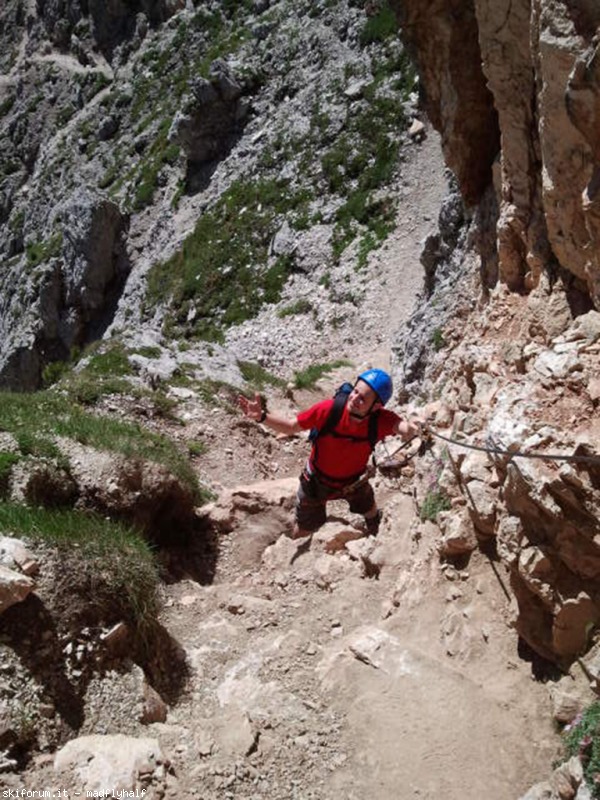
{"left": 368, "top": 410, "right": 379, "bottom": 450}
{"left": 316, "top": 392, "right": 348, "bottom": 440}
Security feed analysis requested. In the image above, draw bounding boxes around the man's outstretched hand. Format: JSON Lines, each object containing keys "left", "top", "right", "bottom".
{"left": 237, "top": 392, "right": 263, "bottom": 421}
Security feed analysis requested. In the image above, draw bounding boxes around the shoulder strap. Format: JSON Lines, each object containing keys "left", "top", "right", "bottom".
{"left": 317, "top": 392, "right": 348, "bottom": 440}
{"left": 368, "top": 410, "right": 379, "bottom": 451}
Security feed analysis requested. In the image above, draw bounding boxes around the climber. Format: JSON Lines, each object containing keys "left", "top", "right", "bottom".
{"left": 237, "top": 368, "right": 421, "bottom": 539}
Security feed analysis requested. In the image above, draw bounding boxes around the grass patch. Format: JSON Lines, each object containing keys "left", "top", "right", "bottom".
{"left": 0, "top": 452, "right": 20, "bottom": 497}
{"left": 277, "top": 299, "right": 313, "bottom": 318}
{"left": 57, "top": 343, "right": 136, "bottom": 405}
{"left": 563, "top": 702, "right": 600, "bottom": 798}
{"left": 187, "top": 440, "right": 207, "bottom": 457}
{"left": 238, "top": 360, "right": 285, "bottom": 391}
{"left": 26, "top": 232, "right": 63, "bottom": 268}
{"left": 432, "top": 328, "right": 445, "bottom": 351}
{"left": 360, "top": 2, "right": 399, "bottom": 45}
{"left": 146, "top": 179, "right": 310, "bottom": 341}
{"left": 293, "top": 360, "right": 352, "bottom": 390}
{"left": 0, "top": 391, "right": 207, "bottom": 503}
{"left": 420, "top": 489, "right": 451, "bottom": 522}
{"left": 0, "top": 95, "right": 15, "bottom": 117}
{"left": 0, "top": 502, "right": 159, "bottom": 629}
{"left": 133, "top": 346, "right": 162, "bottom": 359}
{"left": 194, "top": 378, "right": 239, "bottom": 410}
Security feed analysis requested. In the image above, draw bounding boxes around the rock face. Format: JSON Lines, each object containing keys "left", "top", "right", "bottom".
{"left": 0, "top": 189, "right": 127, "bottom": 389}
{"left": 37, "top": 0, "right": 184, "bottom": 60}
{"left": 404, "top": 288, "right": 600, "bottom": 664}
{"left": 394, "top": 0, "right": 500, "bottom": 206}
{"left": 169, "top": 60, "right": 250, "bottom": 168}
{"left": 398, "top": 0, "right": 600, "bottom": 306}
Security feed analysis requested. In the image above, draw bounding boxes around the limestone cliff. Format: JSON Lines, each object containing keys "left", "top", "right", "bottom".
{"left": 397, "top": 0, "right": 600, "bottom": 306}
{"left": 393, "top": 0, "right": 600, "bottom": 668}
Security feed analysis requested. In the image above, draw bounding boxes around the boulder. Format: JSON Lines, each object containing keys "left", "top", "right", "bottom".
{"left": 0, "top": 564, "right": 35, "bottom": 614}
{"left": 464, "top": 479, "right": 497, "bottom": 536}
{"left": 0, "top": 536, "right": 39, "bottom": 575}
{"left": 54, "top": 734, "right": 169, "bottom": 794}
{"left": 438, "top": 509, "right": 477, "bottom": 556}
{"left": 312, "top": 521, "right": 364, "bottom": 554}
{"left": 55, "top": 188, "right": 127, "bottom": 324}
{"left": 552, "top": 593, "right": 600, "bottom": 659}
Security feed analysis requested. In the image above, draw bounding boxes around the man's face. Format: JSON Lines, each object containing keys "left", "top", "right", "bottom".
{"left": 347, "top": 380, "right": 379, "bottom": 418}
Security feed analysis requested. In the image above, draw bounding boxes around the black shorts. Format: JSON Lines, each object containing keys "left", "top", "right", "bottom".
{"left": 294, "top": 472, "right": 375, "bottom": 533}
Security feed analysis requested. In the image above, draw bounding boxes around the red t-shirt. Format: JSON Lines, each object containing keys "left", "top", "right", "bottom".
{"left": 297, "top": 399, "right": 399, "bottom": 482}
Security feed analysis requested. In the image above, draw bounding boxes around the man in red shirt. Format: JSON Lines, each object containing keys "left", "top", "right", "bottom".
{"left": 238, "top": 369, "right": 420, "bottom": 539}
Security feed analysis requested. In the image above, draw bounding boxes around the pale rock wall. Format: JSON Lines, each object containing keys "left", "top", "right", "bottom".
{"left": 398, "top": 0, "right": 600, "bottom": 307}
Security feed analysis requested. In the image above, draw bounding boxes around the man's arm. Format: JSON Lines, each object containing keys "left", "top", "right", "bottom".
{"left": 238, "top": 393, "right": 302, "bottom": 436}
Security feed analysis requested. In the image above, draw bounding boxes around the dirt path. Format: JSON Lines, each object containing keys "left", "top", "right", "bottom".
{"left": 152, "top": 128, "right": 560, "bottom": 799}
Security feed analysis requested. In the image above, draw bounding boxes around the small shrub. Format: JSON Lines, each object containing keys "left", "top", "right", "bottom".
{"left": 84, "top": 345, "right": 133, "bottom": 378}
{"left": 420, "top": 490, "right": 451, "bottom": 522}
{"left": 15, "top": 431, "right": 63, "bottom": 463}
{"left": 319, "top": 271, "right": 331, "bottom": 289}
{"left": 0, "top": 95, "right": 15, "bottom": 117}
{"left": 151, "top": 391, "right": 179, "bottom": 420}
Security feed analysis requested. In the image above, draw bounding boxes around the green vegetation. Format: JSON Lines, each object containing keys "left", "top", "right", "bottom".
{"left": 0, "top": 390, "right": 206, "bottom": 502}
{"left": 0, "top": 94, "right": 15, "bottom": 117}
{"left": 0, "top": 502, "right": 159, "bottom": 629}
{"left": 360, "top": 2, "right": 399, "bottom": 45}
{"left": 132, "top": 131, "right": 180, "bottom": 211}
{"left": 9, "top": 209, "right": 25, "bottom": 233}
{"left": 193, "top": 377, "right": 238, "bottom": 410}
{"left": 277, "top": 299, "right": 313, "bottom": 318}
{"left": 187, "top": 440, "right": 208, "bottom": 457}
{"left": 26, "top": 232, "right": 63, "bottom": 268}
{"left": 238, "top": 360, "right": 286, "bottom": 391}
{"left": 563, "top": 703, "right": 600, "bottom": 798}
{"left": 54, "top": 343, "right": 137, "bottom": 405}
{"left": 146, "top": 179, "right": 311, "bottom": 341}
{"left": 0, "top": 452, "right": 20, "bottom": 496}
{"left": 133, "top": 346, "right": 162, "bottom": 359}
{"left": 432, "top": 328, "right": 446, "bottom": 351}
{"left": 293, "top": 360, "right": 352, "bottom": 390}
{"left": 315, "top": 45, "right": 412, "bottom": 263}
{"left": 420, "top": 489, "right": 451, "bottom": 522}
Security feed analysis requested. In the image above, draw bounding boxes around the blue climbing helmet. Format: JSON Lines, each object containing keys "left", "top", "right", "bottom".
{"left": 357, "top": 369, "right": 393, "bottom": 406}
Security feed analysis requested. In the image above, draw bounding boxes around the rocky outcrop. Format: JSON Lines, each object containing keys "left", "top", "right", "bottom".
{"left": 408, "top": 297, "right": 600, "bottom": 665}
{"left": 54, "top": 734, "right": 169, "bottom": 795}
{"left": 0, "top": 189, "right": 127, "bottom": 389}
{"left": 398, "top": 0, "right": 600, "bottom": 306}
{"left": 37, "top": 0, "right": 185, "bottom": 60}
{"left": 394, "top": 0, "right": 500, "bottom": 206}
{"left": 169, "top": 60, "right": 251, "bottom": 169}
